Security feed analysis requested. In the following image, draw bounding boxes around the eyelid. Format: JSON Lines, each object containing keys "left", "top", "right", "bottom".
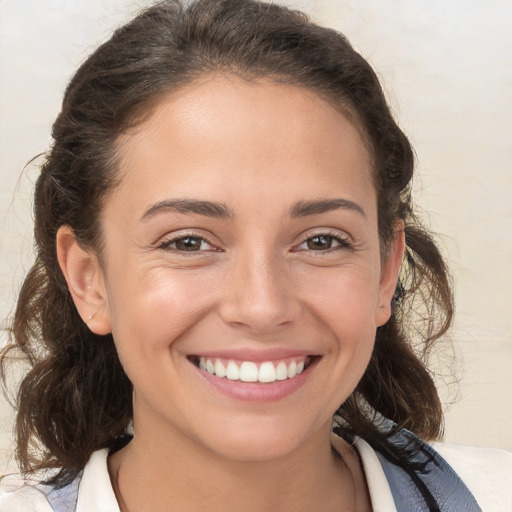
{"left": 291, "top": 229, "right": 354, "bottom": 252}
{"left": 157, "top": 230, "right": 221, "bottom": 253}
{"left": 155, "top": 228, "right": 354, "bottom": 254}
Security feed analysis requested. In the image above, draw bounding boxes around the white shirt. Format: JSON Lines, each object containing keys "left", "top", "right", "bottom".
{"left": 1, "top": 439, "right": 511, "bottom": 511}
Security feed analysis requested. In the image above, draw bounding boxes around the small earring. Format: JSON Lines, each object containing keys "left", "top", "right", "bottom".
{"left": 86, "top": 311, "right": 97, "bottom": 324}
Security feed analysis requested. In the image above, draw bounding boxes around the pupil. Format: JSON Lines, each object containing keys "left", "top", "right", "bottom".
{"left": 177, "top": 237, "right": 200, "bottom": 251}
{"left": 308, "top": 236, "right": 331, "bottom": 250}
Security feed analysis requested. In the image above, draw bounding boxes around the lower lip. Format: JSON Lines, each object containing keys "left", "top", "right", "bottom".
{"left": 191, "top": 358, "right": 319, "bottom": 402}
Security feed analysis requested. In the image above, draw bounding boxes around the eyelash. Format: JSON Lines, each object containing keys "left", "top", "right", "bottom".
{"left": 293, "top": 231, "right": 354, "bottom": 253}
{"left": 157, "top": 232, "right": 218, "bottom": 253}
{"left": 157, "top": 230, "right": 353, "bottom": 254}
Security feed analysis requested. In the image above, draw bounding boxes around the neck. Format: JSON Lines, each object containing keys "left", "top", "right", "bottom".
{"left": 109, "top": 415, "right": 365, "bottom": 512}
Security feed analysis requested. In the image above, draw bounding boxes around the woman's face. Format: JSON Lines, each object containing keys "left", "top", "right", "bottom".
{"left": 94, "top": 75, "right": 401, "bottom": 461}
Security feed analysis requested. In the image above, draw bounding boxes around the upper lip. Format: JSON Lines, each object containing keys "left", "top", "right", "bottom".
{"left": 189, "top": 348, "right": 316, "bottom": 362}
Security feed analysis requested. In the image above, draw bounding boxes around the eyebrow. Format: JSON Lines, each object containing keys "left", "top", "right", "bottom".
{"left": 289, "top": 198, "right": 367, "bottom": 219}
{"left": 140, "top": 197, "right": 366, "bottom": 222}
{"left": 140, "top": 199, "right": 235, "bottom": 221}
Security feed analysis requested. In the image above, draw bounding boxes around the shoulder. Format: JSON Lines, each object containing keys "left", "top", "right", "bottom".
{"left": 0, "top": 474, "right": 56, "bottom": 512}
{"left": 350, "top": 422, "right": 512, "bottom": 512}
{"left": 0, "top": 450, "right": 112, "bottom": 512}
{"left": 431, "top": 441, "right": 512, "bottom": 512}
{"left": 0, "top": 448, "right": 121, "bottom": 512}
{"left": 0, "top": 474, "right": 81, "bottom": 512}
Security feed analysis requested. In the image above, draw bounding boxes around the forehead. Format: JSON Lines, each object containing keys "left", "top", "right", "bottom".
{"left": 111, "top": 75, "right": 375, "bottom": 219}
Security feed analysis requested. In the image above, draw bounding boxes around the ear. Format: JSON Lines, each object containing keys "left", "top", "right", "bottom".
{"left": 56, "top": 225, "right": 111, "bottom": 335}
{"left": 375, "top": 220, "right": 406, "bottom": 327}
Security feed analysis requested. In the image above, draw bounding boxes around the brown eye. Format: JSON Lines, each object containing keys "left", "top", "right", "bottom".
{"left": 159, "top": 235, "right": 215, "bottom": 252}
{"left": 294, "top": 233, "right": 353, "bottom": 253}
{"left": 306, "top": 235, "right": 336, "bottom": 250}
{"left": 175, "top": 237, "right": 203, "bottom": 251}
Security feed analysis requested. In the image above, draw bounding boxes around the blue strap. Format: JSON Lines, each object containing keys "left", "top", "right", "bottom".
{"left": 42, "top": 473, "right": 81, "bottom": 512}
{"left": 376, "top": 427, "right": 482, "bottom": 512}
{"left": 39, "top": 428, "right": 482, "bottom": 512}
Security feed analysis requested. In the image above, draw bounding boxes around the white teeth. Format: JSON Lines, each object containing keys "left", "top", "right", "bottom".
{"left": 276, "top": 362, "right": 288, "bottom": 381}
{"left": 214, "top": 359, "right": 226, "bottom": 378}
{"left": 197, "top": 356, "right": 311, "bottom": 383}
{"left": 287, "top": 361, "right": 297, "bottom": 378}
{"left": 226, "top": 361, "right": 240, "bottom": 380}
{"left": 258, "top": 362, "right": 276, "bottom": 383}
{"left": 240, "top": 362, "right": 259, "bottom": 382}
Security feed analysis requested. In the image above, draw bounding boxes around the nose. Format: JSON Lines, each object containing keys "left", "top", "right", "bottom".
{"left": 218, "top": 251, "right": 301, "bottom": 334}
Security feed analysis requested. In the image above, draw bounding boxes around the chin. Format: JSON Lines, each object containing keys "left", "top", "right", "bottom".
{"left": 196, "top": 414, "right": 318, "bottom": 463}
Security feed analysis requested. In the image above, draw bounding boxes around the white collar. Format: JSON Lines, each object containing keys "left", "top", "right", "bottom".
{"left": 76, "top": 449, "right": 119, "bottom": 512}
{"left": 75, "top": 440, "right": 396, "bottom": 512}
{"left": 353, "top": 437, "right": 397, "bottom": 512}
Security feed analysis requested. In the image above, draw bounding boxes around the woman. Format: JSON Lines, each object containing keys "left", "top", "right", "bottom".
{"left": 0, "top": 1, "right": 510, "bottom": 511}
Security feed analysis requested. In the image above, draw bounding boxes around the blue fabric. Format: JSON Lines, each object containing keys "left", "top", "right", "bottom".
{"left": 35, "top": 427, "right": 482, "bottom": 511}
{"left": 375, "top": 426, "right": 482, "bottom": 511}
{"left": 44, "top": 473, "right": 81, "bottom": 512}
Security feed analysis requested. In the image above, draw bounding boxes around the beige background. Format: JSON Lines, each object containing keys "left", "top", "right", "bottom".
{"left": 1, "top": 0, "right": 511, "bottom": 473}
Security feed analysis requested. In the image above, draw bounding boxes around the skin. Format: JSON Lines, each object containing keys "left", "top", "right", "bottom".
{"left": 57, "top": 74, "right": 404, "bottom": 511}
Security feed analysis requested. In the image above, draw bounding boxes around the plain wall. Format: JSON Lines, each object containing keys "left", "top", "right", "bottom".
{"left": 1, "top": 0, "right": 511, "bottom": 472}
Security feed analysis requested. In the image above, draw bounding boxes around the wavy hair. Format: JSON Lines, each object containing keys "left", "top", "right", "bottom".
{"left": 1, "top": 0, "right": 453, "bottom": 488}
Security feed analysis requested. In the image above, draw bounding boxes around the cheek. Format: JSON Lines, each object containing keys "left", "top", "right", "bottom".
{"left": 301, "top": 268, "right": 380, "bottom": 374}
{"left": 105, "top": 267, "right": 216, "bottom": 368}
{"left": 301, "top": 266, "right": 381, "bottom": 329}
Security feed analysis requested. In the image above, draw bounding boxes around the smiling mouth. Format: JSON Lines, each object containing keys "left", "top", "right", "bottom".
{"left": 188, "top": 355, "right": 316, "bottom": 384}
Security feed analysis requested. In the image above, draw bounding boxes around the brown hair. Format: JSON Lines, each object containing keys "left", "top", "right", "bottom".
{"left": 1, "top": 0, "right": 453, "bottom": 487}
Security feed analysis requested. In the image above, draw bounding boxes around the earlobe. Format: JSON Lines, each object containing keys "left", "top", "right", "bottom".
{"left": 375, "top": 221, "right": 406, "bottom": 327}
{"left": 56, "top": 225, "right": 111, "bottom": 335}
